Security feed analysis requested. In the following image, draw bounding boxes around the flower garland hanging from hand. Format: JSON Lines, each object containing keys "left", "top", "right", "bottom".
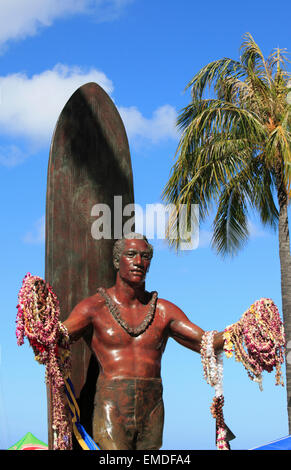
{"left": 200, "top": 298, "right": 285, "bottom": 450}
{"left": 16, "top": 273, "right": 72, "bottom": 450}
{"left": 200, "top": 330, "right": 230, "bottom": 450}
{"left": 223, "top": 298, "right": 285, "bottom": 390}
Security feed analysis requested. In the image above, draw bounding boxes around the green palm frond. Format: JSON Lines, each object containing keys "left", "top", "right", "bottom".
{"left": 177, "top": 98, "right": 267, "bottom": 156}
{"left": 212, "top": 156, "right": 278, "bottom": 256}
{"left": 240, "top": 32, "right": 273, "bottom": 85}
{"left": 185, "top": 57, "right": 243, "bottom": 100}
{"left": 163, "top": 33, "right": 291, "bottom": 254}
{"left": 212, "top": 182, "right": 249, "bottom": 257}
{"left": 268, "top": 47, "right": 291, "bottom": 74}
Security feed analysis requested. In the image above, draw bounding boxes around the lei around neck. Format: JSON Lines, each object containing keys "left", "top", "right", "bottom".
{"left": 97, "top": 287, "right": 158, "bottom": 337}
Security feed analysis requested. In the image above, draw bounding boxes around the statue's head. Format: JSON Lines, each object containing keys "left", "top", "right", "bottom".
{"left": 113, "top": 233, "right": 153, "bottom": 272}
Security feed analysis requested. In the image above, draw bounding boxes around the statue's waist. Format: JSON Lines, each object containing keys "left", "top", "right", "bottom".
{"left": 96, "top": 375, "right": 163, "bottom": 393}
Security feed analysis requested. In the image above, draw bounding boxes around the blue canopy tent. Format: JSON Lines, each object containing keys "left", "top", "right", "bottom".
{"left": 251, "top": 435, "right": 291, "bottom": 450}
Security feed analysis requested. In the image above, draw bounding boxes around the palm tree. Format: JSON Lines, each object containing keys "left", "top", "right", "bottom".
{"left": 162, "top": 33, "right": 291, "bottom": 431}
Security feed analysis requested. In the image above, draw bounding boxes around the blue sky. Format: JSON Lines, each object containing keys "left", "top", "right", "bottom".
{"left": 0, "top": 0, "right": 290, "bottom": 451}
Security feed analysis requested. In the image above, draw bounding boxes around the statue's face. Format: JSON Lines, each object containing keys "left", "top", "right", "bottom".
{"left": 118, "top": 238, "right": 152, "bottom": 285}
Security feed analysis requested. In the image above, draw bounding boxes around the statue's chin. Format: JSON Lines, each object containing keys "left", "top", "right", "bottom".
{"left": 121, "top": 275, "right": 146, "bottom": 288}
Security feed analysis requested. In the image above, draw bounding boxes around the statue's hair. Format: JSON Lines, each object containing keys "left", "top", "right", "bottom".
{"left": 113, "top": 233, "right": 153, "bottom": 270}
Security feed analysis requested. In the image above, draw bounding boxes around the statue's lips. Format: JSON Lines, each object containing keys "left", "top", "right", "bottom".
{"left": 130, "top": 269, "right": 145, "bottom": 276}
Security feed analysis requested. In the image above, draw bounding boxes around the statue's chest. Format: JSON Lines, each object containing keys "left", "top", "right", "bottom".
{"left": 92, "top": 304, "right": 167, "bottom": 349}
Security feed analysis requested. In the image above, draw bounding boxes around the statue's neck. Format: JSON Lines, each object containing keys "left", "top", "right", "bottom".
{"left": 113, "top": 273, "right": 147, "bottom": 306}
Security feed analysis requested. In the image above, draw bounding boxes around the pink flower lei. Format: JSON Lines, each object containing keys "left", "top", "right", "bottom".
{"left": 200, "top": 298, "right": 285, "bottom": 450}
{"left": 16, "top": 273, "right": 72, "bottom": 450}
{"left": 223, "top": 298, "right": 285, "bottom": 390}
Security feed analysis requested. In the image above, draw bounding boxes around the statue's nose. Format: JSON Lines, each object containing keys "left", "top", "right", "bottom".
{"left": 134, "top": 253, "right": 142, "bottom": 265}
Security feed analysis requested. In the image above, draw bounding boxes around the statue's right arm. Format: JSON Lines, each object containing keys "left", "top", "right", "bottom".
{"left": 62, "top": 299, "right": 93, "bottom": 343}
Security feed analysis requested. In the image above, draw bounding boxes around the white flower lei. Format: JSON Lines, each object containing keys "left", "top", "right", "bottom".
{"left": 200, "top": 330, "right": 229, "bottom": 450}
{"left": 201, "top": 330, "right": 223, "bottom": 395}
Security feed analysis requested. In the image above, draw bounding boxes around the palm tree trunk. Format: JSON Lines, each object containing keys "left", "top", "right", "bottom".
{"left": 277, "top": 180, "right": 291, "bottom": 433}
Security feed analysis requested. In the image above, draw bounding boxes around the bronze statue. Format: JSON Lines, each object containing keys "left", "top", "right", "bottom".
{"left": 63, "top": 233, "right": 225, "bottom": 450}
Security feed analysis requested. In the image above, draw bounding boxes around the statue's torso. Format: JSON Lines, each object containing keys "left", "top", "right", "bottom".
{"left": 89, "top": 292, "right": 170, "bottom": 380}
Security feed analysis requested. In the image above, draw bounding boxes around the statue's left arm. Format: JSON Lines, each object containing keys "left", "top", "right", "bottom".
{"left": 161, "top": 299, "right": 225, "bottom": 353}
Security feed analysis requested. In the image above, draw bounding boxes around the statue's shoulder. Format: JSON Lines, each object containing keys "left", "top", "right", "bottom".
{"left": 74, "top": 289, "right": 106, "bottom": 313}
{"left": 91, "top": 288, "right": 108, "bottom": 307}
{"left": 156, "top": 297, "right": 186, "bottom": 320}
{"left": 156, "top": 297, "right": 180, "bottom": 313}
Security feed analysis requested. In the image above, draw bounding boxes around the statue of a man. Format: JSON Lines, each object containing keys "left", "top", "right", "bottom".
{"left": 63, "top": 233, "right": 225, "bottom": 450}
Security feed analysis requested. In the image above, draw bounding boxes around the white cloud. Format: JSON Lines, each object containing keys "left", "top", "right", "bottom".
{"left": 0, "top": 64, "right": 178, "bottom": 166}
{"left": 23, "top": 215, "right": 45, "bottom": 244}
{"left": 119, "top": 105, "right": 178, "bottom": 143}
{"left": 0, "top": 64, "right": 114, "bottom": 145}
{"left": 0, "top": 0, "right": 133, "bottom": 48}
